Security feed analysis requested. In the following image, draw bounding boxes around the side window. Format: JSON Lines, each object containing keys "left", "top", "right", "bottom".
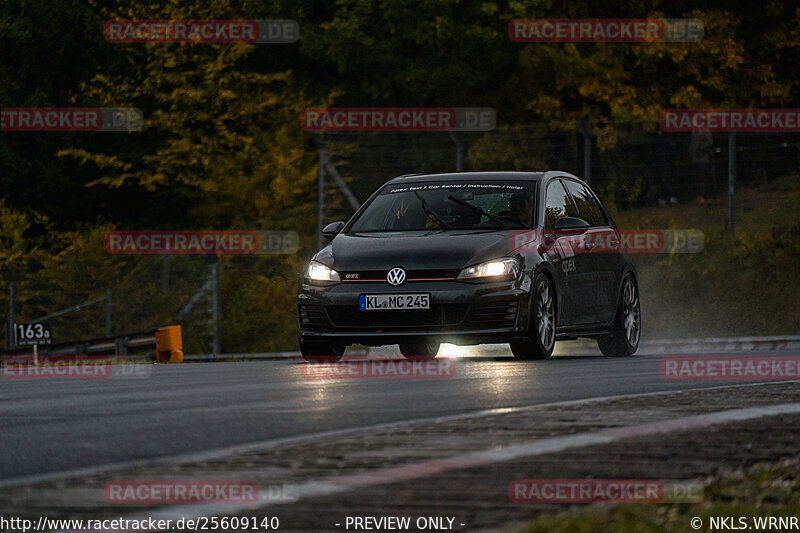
{"left": 544, "top": 180, "right": 577, "bottom": 228}
{"left": 562, "top": 180, "right": 607, "bottom": 227}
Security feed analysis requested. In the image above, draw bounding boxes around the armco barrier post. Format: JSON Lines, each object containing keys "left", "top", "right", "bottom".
{"left": 155, "top": 325, "right": 183, "bottom": 363}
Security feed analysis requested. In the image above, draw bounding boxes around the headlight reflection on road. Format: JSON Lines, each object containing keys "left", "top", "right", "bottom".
{"left": 439, "top": 343, "right": 547, "bottom": 397}
{"left": 439, "top": 344, "right": 468, "bottom": 358}
{"left": 295, "top": 372, "right": 339, "bottom": 409}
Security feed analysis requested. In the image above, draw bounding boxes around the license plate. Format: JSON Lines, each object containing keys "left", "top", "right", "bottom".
{"left": 359, "top": 294, "right": 430, "bottom": 310}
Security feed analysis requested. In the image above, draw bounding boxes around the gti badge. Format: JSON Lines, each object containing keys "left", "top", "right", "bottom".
{"left": 386, "top": 267, "right": 406, "bottom": 286}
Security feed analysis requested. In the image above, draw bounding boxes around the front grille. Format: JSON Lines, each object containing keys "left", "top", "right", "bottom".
{"left": 298, "top": 302, "right": 328, "bottom": 329}
{"left": 340, "top": 269, "right": 459, "bottom": 282}
{"left": 465, "top": 300, "right": 519, "bottom": 328}
{"left": 325, "top": 304, "right": 468, "bottom": 329}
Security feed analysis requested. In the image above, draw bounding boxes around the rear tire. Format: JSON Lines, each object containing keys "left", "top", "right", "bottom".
{"left": 299, "top": 339, "right": 345, "bottom": 362}
{"left": 597, "top": 274, "right": 640, "bottom": 357}
{"left": 399, "top": 342, "right": 440, "bottom": 359}
{"left": 510, "top": 273, "right": 556, "bottom": 360}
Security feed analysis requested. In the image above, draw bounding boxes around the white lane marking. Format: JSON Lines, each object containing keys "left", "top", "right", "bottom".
{"left": 4, "top": 379, "right": 795, "bottom": 489}
{"left": 96, "top": 401, "right": 800, "bottom": 532}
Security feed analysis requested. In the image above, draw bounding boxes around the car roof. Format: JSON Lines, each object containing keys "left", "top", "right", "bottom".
{"left": 386, "top": 171, "right": 573, "bottom": 184}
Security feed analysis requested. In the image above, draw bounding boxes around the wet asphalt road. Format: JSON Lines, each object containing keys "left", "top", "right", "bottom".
{"left": 1, "top": 344, "right": 794, "bottom": 482}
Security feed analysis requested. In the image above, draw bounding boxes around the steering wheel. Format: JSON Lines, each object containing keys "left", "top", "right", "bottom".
{"left": 495, "top": 214, "right": 527, "bottom": 227}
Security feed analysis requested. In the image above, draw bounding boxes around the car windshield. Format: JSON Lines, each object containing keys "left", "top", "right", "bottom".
{"left": 348, "top": 180, "right": 536, "bottom": 232}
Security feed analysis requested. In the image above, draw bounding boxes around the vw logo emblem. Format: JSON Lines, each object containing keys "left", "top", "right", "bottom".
{"left": 386, "top": 267, "right": 406, "bottom": 286}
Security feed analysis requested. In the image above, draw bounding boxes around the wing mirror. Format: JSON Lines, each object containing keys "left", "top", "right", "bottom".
{"left": 553, "top": 216, "right": 590, "bottom": 234}
{"left": 322, "top": 221, "right": 345, "bottom": 239}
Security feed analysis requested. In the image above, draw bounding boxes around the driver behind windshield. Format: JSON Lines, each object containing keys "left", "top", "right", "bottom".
{"left": 350, "top": 183, "right": 536, "bottom": 233}
{"left": 509, "top": 192, "right": 532, "bottom": 226}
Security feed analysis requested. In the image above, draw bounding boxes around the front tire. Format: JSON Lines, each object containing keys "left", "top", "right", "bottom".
{"left": 510, "top": 273, "right": 556, "bottom": 360}
{"left": 597, "top": 274, "right": 641, "bottom": 357}
{"left": 299, "top": 339, "right": 345, "bottom": 362}
{"left": 399, "top": 342, "right": 440, "bottom": 359}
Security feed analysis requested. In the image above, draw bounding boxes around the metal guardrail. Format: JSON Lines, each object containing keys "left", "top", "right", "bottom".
{"left": 8, "top": 334, "right": 795, "bottom": 362}
{"left": 6, "top": 330, "right": 157, "bottom": 359}
{"left": 638, "top": 335, "right": 800, "bottom": 353}
{"left": 182, "top": 335, "right": 800, "bottom": 362}
{"left": 184, "top": 351, "right": 301, "bottom": 362}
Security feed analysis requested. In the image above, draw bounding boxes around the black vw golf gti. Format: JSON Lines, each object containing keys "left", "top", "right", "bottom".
{"left": 297, "top": 171, "right": 641, "bottom": 361}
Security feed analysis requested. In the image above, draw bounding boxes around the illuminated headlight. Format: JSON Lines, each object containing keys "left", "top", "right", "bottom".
{"left": 457, "top": 258, "right": 518, "bottom": 281}
{"left": 305, "top": 261, "right": 340, "bottom": 284}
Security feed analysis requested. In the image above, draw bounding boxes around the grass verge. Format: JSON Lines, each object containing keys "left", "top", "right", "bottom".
{"left": 518, "top": 456, "right": 800, "bottom": 532}
{"left": 612, "top": 179, "right": 800, "bottom": 339}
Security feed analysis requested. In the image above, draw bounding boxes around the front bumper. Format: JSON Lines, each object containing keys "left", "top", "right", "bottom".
{"left": 297, "top": 276, "right": 533, "bottom": 346}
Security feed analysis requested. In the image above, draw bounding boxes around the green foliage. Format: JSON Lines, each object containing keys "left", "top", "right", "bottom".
{"left": 622, "top": 185, "right": 800, "bottom": 339}
{"left": 3, "top": 0, "right": 800, "bottom": 350}
{"left": 596, "top": 166, "right": 644, "bottom": 209}
{"left": 58, "top": 1, "right": 326, "bottom": 227}
{"left": 299, "top": 0, "right": 514, "bottom": 105}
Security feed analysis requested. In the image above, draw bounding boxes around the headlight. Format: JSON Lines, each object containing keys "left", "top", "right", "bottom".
{"left": 305, "top": 261, "right": 340, "bottom": 284}
{"left": 457, "top": 258, "right": 518, "bottom": 281}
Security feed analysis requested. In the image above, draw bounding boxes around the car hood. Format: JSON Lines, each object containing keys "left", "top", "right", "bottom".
{"left": 314, "top": 231, "right": 514, "bottom": 271}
